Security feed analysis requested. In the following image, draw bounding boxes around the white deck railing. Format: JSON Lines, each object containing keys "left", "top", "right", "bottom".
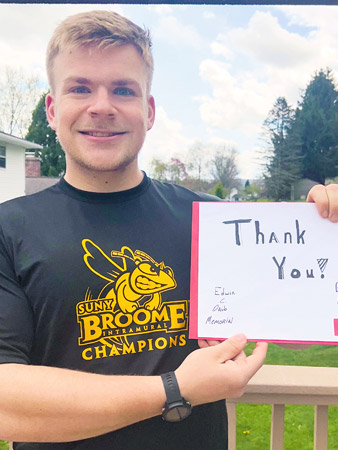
{"left": 227, "top": 365, "right": 338, "bottom": 450}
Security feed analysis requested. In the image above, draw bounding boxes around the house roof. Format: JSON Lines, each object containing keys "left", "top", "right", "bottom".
{"left": 0, "top": 131, "right": 43, "bottom": 149}
{"left": 25, "top": 177, "right": 59, "bottom": 196}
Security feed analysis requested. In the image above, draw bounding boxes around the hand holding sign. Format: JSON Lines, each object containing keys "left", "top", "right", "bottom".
{"left": 176, "top": 334, "right": 267, "bottom": 405}
{"left": 307, "top": 183, "right": 338, "bottom": 222}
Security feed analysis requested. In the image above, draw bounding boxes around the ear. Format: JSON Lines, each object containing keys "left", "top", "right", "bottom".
{"left": 45, "top": 93, "right": 57, "bottom": 131}
{"left": 147, "top": 95, "right": 156, "bottom": 131}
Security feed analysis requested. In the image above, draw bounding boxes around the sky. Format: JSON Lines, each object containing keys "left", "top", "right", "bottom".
{"left": 1, "top": 3, "right": 338, "bottom": 180}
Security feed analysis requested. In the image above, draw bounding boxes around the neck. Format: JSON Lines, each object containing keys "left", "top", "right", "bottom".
{"left": 64, "top": 165, "right": 144, "bottom": 193}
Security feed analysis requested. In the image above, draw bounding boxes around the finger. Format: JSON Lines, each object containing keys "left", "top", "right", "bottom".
{"left": 232, "top": 350, "right": 247, "bottom": 362}
{"left": 198, "top": 340, "right": 209, "bottom": 349}
{"left": 212, "top": 334, "right": 247, "bottom": 363}
{"left": 207, "top": 339, "right": 223, "bottom": 347}
{"left": 307, "top": 185, "right": 328, "bottom": 218}
{"left": 325, "top": 184, "right": 338, "bottom": 222}
{"left": 243, "top": 342, "right": 268, "bottom": 377}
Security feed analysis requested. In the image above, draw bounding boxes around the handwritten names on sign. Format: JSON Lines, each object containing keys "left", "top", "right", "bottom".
{"left": 189, "top": 202, "right": 338, "bottom": 344}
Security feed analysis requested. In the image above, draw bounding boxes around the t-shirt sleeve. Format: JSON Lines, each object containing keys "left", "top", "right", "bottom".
{"left": 0, "top": 223, "right": 33, "bottom": 365}
{"left": 196, "top": 192, "right": 224, "bottom": 202}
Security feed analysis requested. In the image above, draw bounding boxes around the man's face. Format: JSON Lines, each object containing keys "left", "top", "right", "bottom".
{"left": 46, "top": 44, "right": 155, "bottom": 180}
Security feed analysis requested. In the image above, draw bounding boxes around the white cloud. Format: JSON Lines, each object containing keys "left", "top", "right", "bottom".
{"left": 276, "top": 5, "right": 338, "bottom": 36}
{"left": 211, "top": 39, "right": 233, "bottom": 60}
{"left": 229, "top": 11, "right": 313, "bottom": 68}
{"left": 147, "top": 5, "right": 172, "bottom": 15}
{"left": 198, "top": 59, "right": 272, "bottom": 136}
{"left": 203, "top": 11, "right": 216, "bottom": 20}
{"left": 139, "top": 106, "right": 193, "bottom": 172}
{"left": 0, "top": 4, "right": 124, "bottom": 82}
{"left": 208, "top": 136, "right": 238, "bottom": 149}
{"left": 153, "top": 16, "right": 206, "bottom": 49}
{"left": 237, "top": 148, "right": 264, "bottom": 180}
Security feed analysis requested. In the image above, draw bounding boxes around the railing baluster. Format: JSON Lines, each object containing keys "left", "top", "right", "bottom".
{"left": 314, "top": 405, "right": 328, "bottom": 450}
{"left": 226, "top": 401, "right": 237, "bottom": 450}
{"left": 270, "top": 404, "right": 285, "bottom": 450}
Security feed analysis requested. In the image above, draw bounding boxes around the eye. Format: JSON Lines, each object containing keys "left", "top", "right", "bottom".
{"left": 138, "top": 263, "right": 157, "bottom": 275}
{"left": 71, "top": 86, "right": 90, "bottom": 94}
{"left": 114, "top": 86, "right": 135, "bottom": 96}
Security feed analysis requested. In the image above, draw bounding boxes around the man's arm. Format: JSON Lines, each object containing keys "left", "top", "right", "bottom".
{"left": 0, "top": 335, "right": 267, "bottom": 443}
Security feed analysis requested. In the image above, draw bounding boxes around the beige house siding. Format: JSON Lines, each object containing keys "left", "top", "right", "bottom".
{"left": 0, "top": 132, "right": 42, "bottom": 203}
{"left": 0, "top": 142, "right": 26, "bottom": 203}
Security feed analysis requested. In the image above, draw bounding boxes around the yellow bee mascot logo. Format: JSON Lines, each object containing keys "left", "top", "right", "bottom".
{"left": 82, "top": 239, "right": 177, "bottom": 312}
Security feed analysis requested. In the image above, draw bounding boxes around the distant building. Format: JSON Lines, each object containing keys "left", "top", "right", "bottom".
{"left": 227, "top": 179, "right": 260, "bottom": 202}
{"left": 0, "top": 131, "right": 42, "bottom": 203}
{"left": 292, "top": 179, "right": 318, "bottom": 201}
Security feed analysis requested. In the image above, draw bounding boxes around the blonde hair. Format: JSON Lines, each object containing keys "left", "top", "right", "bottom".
{"left": 46, "top": 10, "right": 153, "bottom": 93}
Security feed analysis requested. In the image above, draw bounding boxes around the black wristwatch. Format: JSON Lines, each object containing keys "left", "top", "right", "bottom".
{"left": 161, "top": 371, "right": 192, "bottom": 422}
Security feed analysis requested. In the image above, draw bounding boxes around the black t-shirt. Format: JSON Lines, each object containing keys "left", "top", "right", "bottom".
{"left": 0, "top": 174, "right": 227, "bottom": 450}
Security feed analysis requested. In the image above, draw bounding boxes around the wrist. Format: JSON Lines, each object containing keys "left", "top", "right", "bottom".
{"left": 160, "top": 371, "right": 192, "bottom": 422}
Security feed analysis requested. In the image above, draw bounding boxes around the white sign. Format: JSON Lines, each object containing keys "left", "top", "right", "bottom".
{"left": 189, "top": 202, "right": 338, "bottom": 344}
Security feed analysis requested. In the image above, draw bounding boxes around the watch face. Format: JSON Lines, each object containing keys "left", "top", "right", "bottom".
{"left": 163, "top": 403, "right": 192, "bottom": 422}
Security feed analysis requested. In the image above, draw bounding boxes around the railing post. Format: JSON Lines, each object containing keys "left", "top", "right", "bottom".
{"left": 270, "top": 404, "right": 285, "bottom": 450}
{"left": 314, "top": 405, "right": 328, "bottom": 450}
{"left": 226, "top": 401, "right": 237, "bottom": 450}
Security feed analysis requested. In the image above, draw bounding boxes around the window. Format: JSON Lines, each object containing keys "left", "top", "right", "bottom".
{"left": 0, "top": 146, "right": 6, "bottom": 168}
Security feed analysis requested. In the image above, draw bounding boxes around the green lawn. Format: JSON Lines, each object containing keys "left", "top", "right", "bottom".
{"left": 235, "top": 343, "right": 338, "bottom": 449}
{"left": 257, "top": 342, "right": 338, "bottom": 368}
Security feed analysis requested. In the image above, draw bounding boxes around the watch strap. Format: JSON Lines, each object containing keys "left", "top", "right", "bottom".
{"left": 161, "top": 371, "right": 183, "bottom": 405}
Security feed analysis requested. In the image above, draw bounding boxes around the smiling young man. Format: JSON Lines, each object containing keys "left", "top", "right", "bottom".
{"left": 0, "top": 10, "right": 337, "bottom": 450}
{"left": 46, "top": 42, "right": 155, "bottom": 192}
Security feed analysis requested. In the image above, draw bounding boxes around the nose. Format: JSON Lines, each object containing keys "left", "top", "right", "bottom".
{"left": 87, "top": 88, "right": 116, "bottom": 117}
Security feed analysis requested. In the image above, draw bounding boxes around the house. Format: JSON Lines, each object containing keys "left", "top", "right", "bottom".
{"left": 0, "top": 131, "right": 42, "bottom": 203}
{"left": 25, "top": 153, "right": 59, "bottom": 195}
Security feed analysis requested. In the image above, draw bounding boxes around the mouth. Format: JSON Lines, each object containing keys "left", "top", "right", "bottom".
{"left": 79, "top": 131, "right": 126, "bottom": 137}
{"left": 135, "top": 276, "right": 164, "bottom": 291}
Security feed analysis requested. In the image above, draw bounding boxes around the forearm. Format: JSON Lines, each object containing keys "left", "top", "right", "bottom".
{"left": 0, "top": 335, "right": 267, "bottom": 443}
{"left": 0, "top": 364, "right": 165, "bottom": 443}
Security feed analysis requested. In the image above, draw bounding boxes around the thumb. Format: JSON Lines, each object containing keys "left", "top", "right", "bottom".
{"left": 210, "top": 334, "right": 247, "bottom": 362}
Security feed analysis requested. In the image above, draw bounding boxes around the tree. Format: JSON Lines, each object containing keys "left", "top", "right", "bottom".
{"left": 241, "top": 181, "right": 262, "bottom": 201}
{"left": 214, "top": 182, "right": 225, "bottom": 199}
{"left": 295, "top": 69, "right": 338, "bottom": 184}
{"left": 150, "top": 157, "right": 187, "bottom": 184}
{"left": 25, "top": 93, "right": 66, "bottom": 177}
{"left": 167, "top": 158, "right": 188, "bottom": 184}
{"left": 0, "top": 67, "right": 42, "bottom": 137}
{"left": 184, "top": 141, "right": 211, "bottom": 190}
{"left": 151, "top": 158, "right": 167, "bottom": 182}
{"left": 262, "top": 97, "right": 302, "bottom": 201}
{"left": 210, "top": 146, "right": 240, "bottom": 191}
